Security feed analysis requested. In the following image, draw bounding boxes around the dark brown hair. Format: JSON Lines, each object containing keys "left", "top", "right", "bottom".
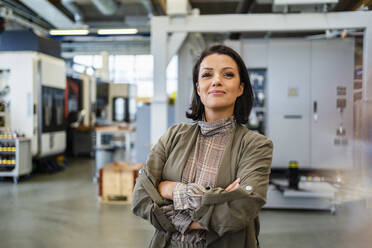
{"left": 186, "top": 44, "right": 254, "bottom": 124}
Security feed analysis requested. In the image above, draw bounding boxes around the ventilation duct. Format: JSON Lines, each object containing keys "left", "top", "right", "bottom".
{"left": 61, "top": 0, "right": 83, "bottom": 23}
{"left": 92, "top": 0, "right": 117, "bottom": 15}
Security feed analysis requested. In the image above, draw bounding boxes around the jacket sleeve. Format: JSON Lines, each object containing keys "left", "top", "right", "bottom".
{"left": 173, "top": 182, "right": 207, "bottom": 210}
{"left": 131, "top": 126, "right": 178, "bottom": 233}
{"left": 192, "top": 137, "right": 273, "bottom": 237}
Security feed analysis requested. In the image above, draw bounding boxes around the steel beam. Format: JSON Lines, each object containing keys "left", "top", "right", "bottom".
{"left": 0, "top": 6, "right": 48, "bottom": 34}
{"left": 19, "top": 0, "right": 74, "bottom": 28}
{"left": 167, "top": 32, "right": 187, "bottom": 64}
{"left": 151, "top": 17, "right": 168, "bottom": 145}
{"left": 159, "top": 12, "right": 372, "bottom": 32}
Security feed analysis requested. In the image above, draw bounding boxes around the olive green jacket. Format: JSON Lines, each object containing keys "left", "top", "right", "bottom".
{"left": 131, "top": 123, "right": 273, "bottom": 248}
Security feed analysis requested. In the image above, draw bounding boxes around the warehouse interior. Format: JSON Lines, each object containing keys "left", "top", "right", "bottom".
{"left": 0, "top": 0, "right": 372, "bottom": 247}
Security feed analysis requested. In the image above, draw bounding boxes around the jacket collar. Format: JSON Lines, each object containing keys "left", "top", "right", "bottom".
{"left": 175, "top": 123, "right": 243, "bottom": 188}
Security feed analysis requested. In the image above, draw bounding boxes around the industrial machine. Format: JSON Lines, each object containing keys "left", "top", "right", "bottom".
{"left": 96, "top": 82, "right": 136, "bottom": 125}
{"left": 66, "top": 73, "right": 97, "bottom": 127}
{"left": 264, "top": 38, "right": 355, "bottom": 212}
{"left": 65, "top": 73, "right": 97, "bottom": 157}
{"left": 0, "top": 51, "right": 66, "bottom": 160}
{"left": 247, "top": 68, "right": 266, "bottom": 134}
{"left": 225, "top": 38, "right": 354, "bottom": 172}
{"left": 267, "top": 39, "right": 354, "bottom": 171}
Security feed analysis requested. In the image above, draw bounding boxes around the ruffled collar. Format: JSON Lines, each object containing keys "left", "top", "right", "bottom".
{"left": 197, "top": 116, "right": 235, "bottom": 136}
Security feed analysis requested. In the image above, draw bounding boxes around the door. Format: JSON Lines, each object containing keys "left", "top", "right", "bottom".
{"left": 267, "top": 40, "right": 311, "bottom": 168}
{"left": 310, "top": 39, "right": 354, "bottom": 170}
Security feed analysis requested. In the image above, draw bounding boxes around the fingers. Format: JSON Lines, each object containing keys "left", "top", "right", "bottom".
{"left": 189, "top": 221, "right": 206, "bottom": 230}
{"left": 225, "top": 178, "right": 240, "bottom": 192}
{"left": 225, "top": 178, "right": 240, "bottom": 191}
{"left": 230, "top": 182, "right": 240, "bottom": 191}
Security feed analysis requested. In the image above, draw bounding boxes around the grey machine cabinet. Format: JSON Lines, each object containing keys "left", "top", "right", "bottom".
{"left": 0, "top": 138, "right": 32, "bottom": 184}
{"left": 267, "top": 38, "right": 354, "bottom": 170}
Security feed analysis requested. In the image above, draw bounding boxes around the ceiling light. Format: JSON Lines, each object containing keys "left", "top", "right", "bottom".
{"left": 274, "top": 0, "right": 338, "bottom": 4}
{"left": 49, "top": 29, "right": 89, "bottom": 36}
{"left": 97, "top": 28, "right": 138, "bottom": 35}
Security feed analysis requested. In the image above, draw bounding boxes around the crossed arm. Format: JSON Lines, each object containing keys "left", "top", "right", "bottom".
{"left": 158, "top": 178, "right": 241, "bottom": 230}
{"left": 132, "top": 126, "right": 273, "bottom": 237}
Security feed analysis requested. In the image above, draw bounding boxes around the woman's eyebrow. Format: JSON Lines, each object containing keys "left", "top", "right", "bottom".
{"left": 201, "top": 67, "right": 235, "bottom": 70}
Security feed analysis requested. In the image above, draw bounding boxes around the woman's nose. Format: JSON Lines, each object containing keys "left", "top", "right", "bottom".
{"left": 211, "top": 75, "right": 222, "bottom": 86}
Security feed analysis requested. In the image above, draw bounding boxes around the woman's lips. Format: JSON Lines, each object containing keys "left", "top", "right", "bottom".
{"left": 209, "top": 90, "right": 225, "bottom": 95}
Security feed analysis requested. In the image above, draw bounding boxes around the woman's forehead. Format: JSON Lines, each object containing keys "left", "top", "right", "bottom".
{"left": 200, "top": 54, "right": 238, "bottom": 69}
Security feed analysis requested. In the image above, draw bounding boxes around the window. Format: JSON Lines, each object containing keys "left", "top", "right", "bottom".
{"left": 73, "top": 55, "right": 102, "bottom": 75}
{"left": 109, "top": 55, "right": 178, "bottom": 98}
{"left": 73, "top": 54, "right": 178, "bottom": 98}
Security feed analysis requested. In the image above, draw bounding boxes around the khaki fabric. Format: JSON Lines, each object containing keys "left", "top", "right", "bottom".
{"left": 131, "top": 123, "right": 273, "bottom": 248}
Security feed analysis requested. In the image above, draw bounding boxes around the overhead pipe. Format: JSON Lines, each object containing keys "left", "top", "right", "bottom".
{"left": 229, "top": 0, "right": 255, "bottom": 40}
{"left": 61, "top": 0, "right": 83, "bottom": 23}
{"left": 91, "top": 0, "right": 117, "bottom": 15}
{"left": 140, "top": 0, "right": 155, "bottom": 17}
{"left": 62, "top": 0, "right": 119, "bottom": 22}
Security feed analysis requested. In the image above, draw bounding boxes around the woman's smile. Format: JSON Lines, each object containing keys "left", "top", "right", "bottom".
{"left": 208, "top": 90, "right": 225, "bottom": 96}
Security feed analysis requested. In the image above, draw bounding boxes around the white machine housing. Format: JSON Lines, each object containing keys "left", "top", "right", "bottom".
{"left": 105, "top": 83, "right": 136, "bottom": 124}
{"left": 81, "top": 74, "right": 97, "bottom": 127}
{"left": 0, "top": 51, "right": 66, "bottom": 158}
{"left": 225, "top": 38, "right": 355, "bottom": 170}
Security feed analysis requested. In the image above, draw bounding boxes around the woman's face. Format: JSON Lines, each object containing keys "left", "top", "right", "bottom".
{"left": 197, "top": 53, "right": 244, "bottom": 116}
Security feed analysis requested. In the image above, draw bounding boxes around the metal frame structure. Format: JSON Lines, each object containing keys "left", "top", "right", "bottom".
{"left": 151, "top": 11, "right": 372, "bottom": 181}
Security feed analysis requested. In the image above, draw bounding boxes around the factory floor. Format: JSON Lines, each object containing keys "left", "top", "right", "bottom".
{"left": 0, "top": 158, "right": 371, "bottom": 248}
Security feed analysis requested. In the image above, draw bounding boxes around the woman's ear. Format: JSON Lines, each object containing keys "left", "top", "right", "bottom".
{"left": 196, "top": 82, "right": 200, "bottom": 96}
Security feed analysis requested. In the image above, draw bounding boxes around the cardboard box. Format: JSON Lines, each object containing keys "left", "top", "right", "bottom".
{"left": 99, "top": 162, "right": 143, "bottom": 204}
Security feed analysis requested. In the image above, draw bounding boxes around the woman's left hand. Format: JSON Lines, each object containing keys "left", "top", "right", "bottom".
{"left": 158, "top": 181, "right": 177, "bottom": 200}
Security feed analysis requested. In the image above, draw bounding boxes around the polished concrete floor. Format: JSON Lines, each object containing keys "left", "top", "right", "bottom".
{"left": 0, "top": 158, "right": 371, "bottom": 248}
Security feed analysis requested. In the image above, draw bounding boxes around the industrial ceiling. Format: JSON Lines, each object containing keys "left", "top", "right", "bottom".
{"left": 0, "top": 0, "right": 370, "bottom": 56}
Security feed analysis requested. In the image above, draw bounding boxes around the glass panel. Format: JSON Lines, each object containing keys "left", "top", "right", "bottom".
{"left": 135, "top": 55, "right": 153, "bottom": 80}
{"left": 114, "top": 98, "right": 125, "bottom": 122}
{"left": 54, "top": 89, "right": 65, "bottom": 126}
{"left": 73, "top": 55, "right": 94, "bottom": 67}
{"left": 42, "top": 86, "right": 65, "bottom": 132}
{"left": 43, "top": 88, "right": 53, "bottom": 127}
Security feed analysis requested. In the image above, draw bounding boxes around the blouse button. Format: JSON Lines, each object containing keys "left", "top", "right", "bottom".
{"left": 245, "top": 185, "right": 252, "bottom": 191}
{"left": 205, "top": 186, "right": 211, "bottom": 190}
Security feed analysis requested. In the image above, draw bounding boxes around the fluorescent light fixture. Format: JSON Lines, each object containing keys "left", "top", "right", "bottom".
{"left": 274, "top": 0, "right": 338, "bottom": 5}
{"left": 49, "top": 29, "right": 89, "bottom": 35}
{"left": 97, "top": 28, "right": 138, "bottom": 35}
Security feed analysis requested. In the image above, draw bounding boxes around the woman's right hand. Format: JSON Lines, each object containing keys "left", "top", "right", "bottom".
{"left": 225, "top": 178, "right": 240, "bottom": 192}
{"left": 189, "top": 221, "right": 206, "bottom": 230}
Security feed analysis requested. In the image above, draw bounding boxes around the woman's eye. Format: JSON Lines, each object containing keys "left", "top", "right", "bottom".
{"left": 201, "top": 73, "right": 211, "bottom": 78}
{"left": 224, "top": 73, "right": 234, "bottom": 78}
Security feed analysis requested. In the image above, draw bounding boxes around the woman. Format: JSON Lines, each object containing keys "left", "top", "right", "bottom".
{"left": 132, "top": 45, "right": 273, "bottom": 248}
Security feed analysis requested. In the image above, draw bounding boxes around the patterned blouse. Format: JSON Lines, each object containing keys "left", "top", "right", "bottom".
{"left": 160, "top": 116, "right": 235, "bottom": 245}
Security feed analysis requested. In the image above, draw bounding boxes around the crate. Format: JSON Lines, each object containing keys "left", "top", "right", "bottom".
{"left": 99, "top": 162, "right": 143, "bottom": 205}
